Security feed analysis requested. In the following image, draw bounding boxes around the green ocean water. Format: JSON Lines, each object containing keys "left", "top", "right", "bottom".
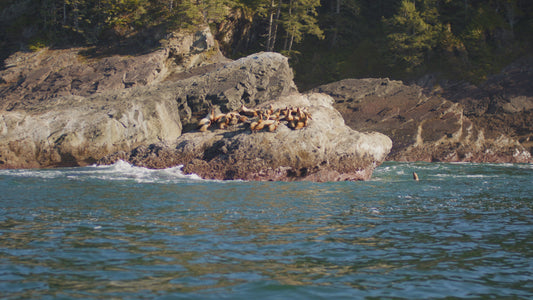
{"left": 1, "top": 161, "right": 532, "bottom": 299}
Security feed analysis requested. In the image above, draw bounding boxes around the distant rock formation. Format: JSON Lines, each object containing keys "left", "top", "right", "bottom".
{"left": 313, "top": 77, "right": 531, "bottom": 163}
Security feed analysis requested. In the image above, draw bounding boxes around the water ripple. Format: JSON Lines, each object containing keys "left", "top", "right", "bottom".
{"left": 1, "top": 162, "right": 532, "bottom": 298}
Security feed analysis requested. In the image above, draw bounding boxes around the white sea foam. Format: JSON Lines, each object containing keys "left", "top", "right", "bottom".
{"left": 83, "top": 160, "right": 205, "bottom": 183}
{"left": 0, "top": 168, "right": 65, "bottom": 179}
{"left": 431, "top": 173, "right": 498, "bottom": 179}
{"left": 0, "top": 160, "right": 205, "bottom": 183}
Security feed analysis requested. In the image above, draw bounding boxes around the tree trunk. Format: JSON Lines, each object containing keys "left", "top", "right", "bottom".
{"left": 266, "top": 0, "right": 275, "bottom": 51}
{"left": 63, "top": 0, "right": 67, "bottom": 26}
{"left": 73, "top": 1, "right": 79, "bottom": 31}
{"left": 330, "top": 0, "right": 341, "bottom": 47}
{"left": 464, "top": 0, "right": 468, "bottom": 23}
{"left": 270, "top": 0, "right": 283, "bottom": 51}
{"left": 283, "top": 0, "right": 293, "bottom": 51}
{"left": 288, "top": 30, "right": 295, "bottom": 54}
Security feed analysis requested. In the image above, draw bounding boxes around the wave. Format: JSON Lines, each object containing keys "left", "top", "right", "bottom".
{"left": 0, "top": 160, "right": 205, "bottom": 183}
{"left": 430, "top": 174, "right": 498, "bottom": 179}
{"left": 372, "top": 161, "right": 533, "bottom": 182}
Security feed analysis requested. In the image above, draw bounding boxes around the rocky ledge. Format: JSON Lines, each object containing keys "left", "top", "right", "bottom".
{"left": 0, "top": 30, "right": 392, "bottom": 180}
{"left": 99, "top": 93, "right": 392, "bottom": 181}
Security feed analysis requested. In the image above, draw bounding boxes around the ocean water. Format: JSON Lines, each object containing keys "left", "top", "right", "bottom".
{"left": 0, "top": 161, "right": 532, "bottom": 299}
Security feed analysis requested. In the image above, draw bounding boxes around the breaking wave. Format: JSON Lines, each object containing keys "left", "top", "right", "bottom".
{"left": 0, "top": 160, "right": 204, "bottom": 183}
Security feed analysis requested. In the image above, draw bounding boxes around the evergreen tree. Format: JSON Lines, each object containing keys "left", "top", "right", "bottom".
{"left": 281, "top": 0, "right": 323, "bottom": 54}
{"left": 384, "top": 0, "right": 441, "bottom": 73}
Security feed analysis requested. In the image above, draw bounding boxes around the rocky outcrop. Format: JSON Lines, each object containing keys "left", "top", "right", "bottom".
{"left": 167, "top": 51, "right": 298, "bottom": 131}
{"left": 313, "top": 78, "right": 531, "bottom": 163}
{"left": 1, "top": 31, "right": 392, "bottom": 179}
{"left": 0, "top": 91, "right": 182, "bottom": 168}
{"left": 0, "top": 26, "right": 224, "bottom": 111}
{"left": 0, "top": 49, "right": 299, "bottom": 169}
{"left": 436, "top": 57, "right": 533, "bottom": 156}
{"left": 99, "top": 93, "right": 392, "bottom": 181}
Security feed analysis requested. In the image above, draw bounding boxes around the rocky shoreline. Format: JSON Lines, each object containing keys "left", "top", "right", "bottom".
{"left": 313, "top": 76, "right": 532, "bottom": 163}
{"left": 1, "top": 27, "right": 531, "bottom": 180}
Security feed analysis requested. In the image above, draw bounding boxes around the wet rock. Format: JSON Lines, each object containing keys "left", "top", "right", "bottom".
{"left": 0, "top": 92, "right": 181, "bottom": 168}
{"left": 0, "top": 25, "right": 390, "bottom": 179}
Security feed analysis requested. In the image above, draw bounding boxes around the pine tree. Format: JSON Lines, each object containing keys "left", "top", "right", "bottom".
{"left": 280, "top": 0, "right": 323, "bottom": 54}
{"left": 384, "top": 0, "right": 441, "bottom": 73}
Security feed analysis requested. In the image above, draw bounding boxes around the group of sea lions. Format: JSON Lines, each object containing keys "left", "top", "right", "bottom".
{"left": 197, "top": 104, "right": 312, "bottom": 132}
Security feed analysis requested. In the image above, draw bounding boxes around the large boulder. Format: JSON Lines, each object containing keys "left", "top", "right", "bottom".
{"left": 0, "top": 92, "right": 181, "bottom": 168}
{"left": 100, "top": 93, "right": 392, "bottom": 181}
{"left": 313, "top": 78, "right": 531, "bottom": 163}
{"left": 167, "top": 52, "right": 298, "bottom": 131}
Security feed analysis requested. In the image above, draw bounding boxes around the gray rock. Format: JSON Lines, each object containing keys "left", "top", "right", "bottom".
{"left": 102, "top": 93, "right": 392, "bottom": 181}
{"left": 0, "top": 92, "right": 181, "bottom": 168}
{"left": 0, "top": 48, "right": 299, "bottom": 169}
{"left": 0, "top": 26, "right": 224, "bottom": 111}
{"left": 168, "top": 52, "right": 298, "bottom": 130}
{"left": 0, "top": 31, "right": 392, "bottom": 180}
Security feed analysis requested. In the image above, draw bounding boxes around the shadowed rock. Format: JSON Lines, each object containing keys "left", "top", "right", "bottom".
{"left": 0, "top": 25, "right": 392, "bottom": 179}
{"left": 314, "top": 78, "right": 531, "bottom": 163}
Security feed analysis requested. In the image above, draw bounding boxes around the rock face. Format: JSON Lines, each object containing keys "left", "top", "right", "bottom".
{"left": 313, "top": 78, "right": 531, "bottom": 163}
{"left": 0, "top": 49, "right": 298, "bottom": 169}
{"left": 0, "top": 91, "right": 181, "bottom": 168}
{"left": 437, "top": 57, "right": 533, "bottom": 156}
{"left": 100, "top": 93, "right": 392, "bottom": 181}
{"left": 167, "top": 52, "right": 298, "bottom": 131}
{"left": 0, "top": 26, "right": 224, "bottom": 111}
{"left": 0, "top": 29, "right": 392, "bottom": 179}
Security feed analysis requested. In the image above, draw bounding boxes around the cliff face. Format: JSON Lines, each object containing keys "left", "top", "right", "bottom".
{"left": 0, "top": 27, "right": 222, "bottom": 168}
{"left": 314, "top": 76, "right": 532, "bottom": 163}
{"left": 0, "top": 27, "right": 392, "bottom": 180}
{"left": 4, "top": 24, "right": 527, "bottom": 175}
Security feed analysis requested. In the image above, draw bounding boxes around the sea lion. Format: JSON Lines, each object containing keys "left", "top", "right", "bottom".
{"left": 268, "top": 120, "right": 280, "bottom": 132}
{"left": 293, "top": 120, "right": 306, "bottom": 130}
{"left": 199, "top": 123, "right": 210, "bottom": 132}
{"left": 239, "top": 104, "right": 258, "bottom": 117}
{"left": 250, "top": 115, "right": 263, "bottom": 131}
{"left": 285, "top": 107, "right": 295, "bottom": 122}
{"left": 198, "top": 117, "right": 211, "bottom": 127}
{"left": 413, "top": 172, "right": 419, "bottom": 181}
{"left": 213, "top": 113, "right": 226, "bottom": 123}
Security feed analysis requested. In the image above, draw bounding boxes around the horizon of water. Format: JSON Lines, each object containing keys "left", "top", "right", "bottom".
{"left": 1, "top": 161, "right": 532, "bottom": 299}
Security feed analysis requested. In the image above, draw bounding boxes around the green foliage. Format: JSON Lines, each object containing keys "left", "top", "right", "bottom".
{"left": 280, "top": 0, "right": 324, "bottom": 53}
{"left": 2, "top": 0, "right": 532, "bottom": 87}
{"left": 28, "top": 38, "right": 48, "bottom": 52}
{"left": 383, "top": 0, "right": 442, "bottom": 73}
